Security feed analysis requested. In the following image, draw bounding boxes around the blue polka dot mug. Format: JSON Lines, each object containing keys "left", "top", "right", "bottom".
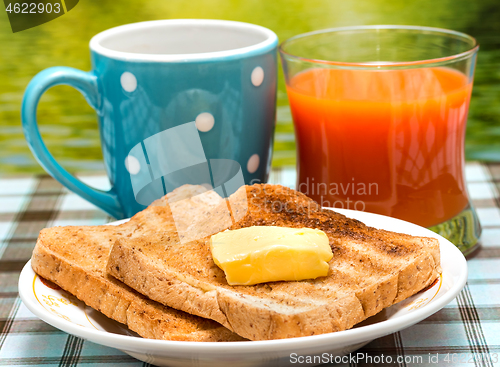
{"left": 22, "top": 19, "right": 278, "bottom": 219}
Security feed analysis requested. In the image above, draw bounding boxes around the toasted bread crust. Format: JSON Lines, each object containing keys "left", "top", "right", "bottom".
{"left": 31, "top": 186, "right": 245, "bottom": 342}
{"left": 107, "top": 184, "right": 441, "bottom": 340}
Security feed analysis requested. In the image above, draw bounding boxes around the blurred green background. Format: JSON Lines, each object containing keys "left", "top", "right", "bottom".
{"left": 1, "top": 0, "right": 499, "bottom": 174}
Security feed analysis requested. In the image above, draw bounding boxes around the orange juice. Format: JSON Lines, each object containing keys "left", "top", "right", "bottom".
{"left": 286, "top": 67, "right": 472, "bottom": 227}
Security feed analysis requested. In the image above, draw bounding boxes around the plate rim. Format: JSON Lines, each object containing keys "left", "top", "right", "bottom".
{"left": 19, "top": 208, "right": 468, "bottom": 353}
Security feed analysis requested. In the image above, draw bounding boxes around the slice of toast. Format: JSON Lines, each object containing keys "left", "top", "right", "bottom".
{"left": 31, "top": 185, "right": 244, "bottom": 342}
{"left": 107, "top": 184, "right": 441, "bottom": 341}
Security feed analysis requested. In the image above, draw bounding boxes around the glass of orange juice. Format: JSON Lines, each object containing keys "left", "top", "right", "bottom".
{"left": 280, "top": 25, "right": 480, "bottom": 254}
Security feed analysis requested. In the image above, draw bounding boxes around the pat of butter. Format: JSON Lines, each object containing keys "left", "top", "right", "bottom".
{"left": 210, "top": 226, "right": 333, "bottom": 285}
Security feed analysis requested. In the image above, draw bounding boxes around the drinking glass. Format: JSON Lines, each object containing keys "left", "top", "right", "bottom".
{"left": 280, "top": 25, "right": 480, "bottom": 254}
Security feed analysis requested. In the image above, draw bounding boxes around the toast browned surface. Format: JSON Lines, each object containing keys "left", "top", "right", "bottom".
{"left": 107, "top": 184, "right": 441, "bottom": 341}
{"left": 31, "top": 186, "right": 244, "bottom": 342}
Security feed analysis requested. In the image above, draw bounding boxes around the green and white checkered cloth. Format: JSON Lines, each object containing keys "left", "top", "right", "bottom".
{"left": 1, "top": 162, "right": 499, "bottom": 366}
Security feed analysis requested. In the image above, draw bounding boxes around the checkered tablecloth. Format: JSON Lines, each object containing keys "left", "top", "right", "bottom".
{"left": 1, "top": 162, "right": 499, "bottom": 366}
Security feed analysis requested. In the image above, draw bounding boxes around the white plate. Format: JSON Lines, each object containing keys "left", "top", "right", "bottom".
{"left": 19, "top": 209, "right": 467, "bottom": 367}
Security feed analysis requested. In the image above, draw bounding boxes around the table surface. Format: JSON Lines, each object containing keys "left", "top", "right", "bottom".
{"left": 1, "top": 162, "right": 499, "bottom": 367}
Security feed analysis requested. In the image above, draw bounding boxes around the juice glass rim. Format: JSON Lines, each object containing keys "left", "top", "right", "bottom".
{"left": 279, "top": 25, "right": 479, "bottom": 69}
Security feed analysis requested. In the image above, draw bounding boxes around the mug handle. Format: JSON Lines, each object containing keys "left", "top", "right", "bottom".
{"left": 21, "top": 67, "right": 124, "bottom": 219}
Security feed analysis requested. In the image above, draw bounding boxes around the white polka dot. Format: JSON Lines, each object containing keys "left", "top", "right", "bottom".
{"left": 125, "top": 155, "right": 140, "bottom": 175}
{"left": 120, "top": 72, "right": 137, "bottom": 92}
{"left": 251, "top": 66, "right": 264, "bottom": 87}
{"left": 195, "top": 112, "right": 215, "bottom": 132}
{"left": 247, "top": 154, "right": 260, "bottom": 174}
